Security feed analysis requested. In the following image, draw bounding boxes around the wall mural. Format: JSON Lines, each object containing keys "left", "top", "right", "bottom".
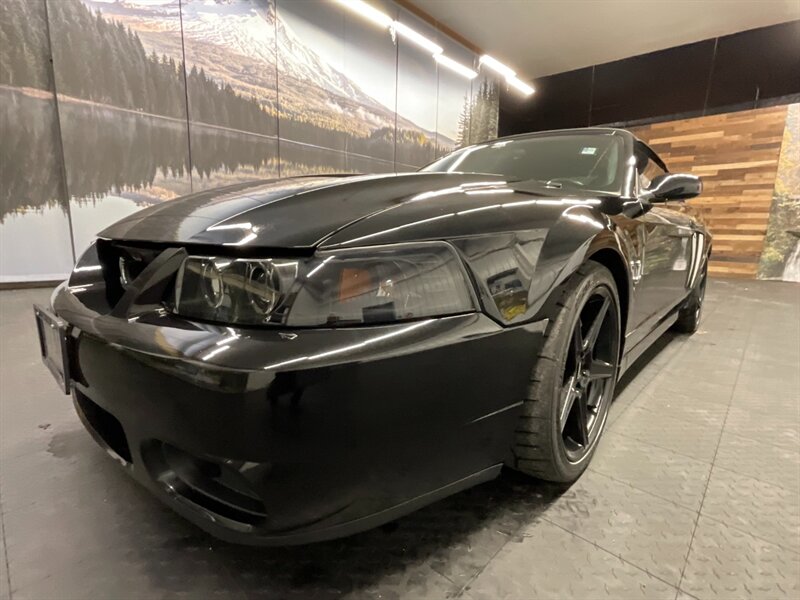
{"left": 758, "top": 103, "right": 800, "bottom": 282}
{"left": 436, "top": 28, "right": 473, "bottom": 159}
{"left": 0, "top": 0, "right": 75, "bottom": 282}
{"left": 2, "top": 1, "right": 795, "bottom": 286}
{"left": 47, "top": 0, "right": 194, "bottom": 258}
{"left": 276, "top": 0, "right": 400, "bottom": 173}
{"left": 0, "top": 0, "right": 500, "bottom": 282}
{"left": 181, "top": 0, "right": 280, "bottom": 188}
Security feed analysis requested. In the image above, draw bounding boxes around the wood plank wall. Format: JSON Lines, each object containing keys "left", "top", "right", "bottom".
{"left": 631, "top": 105, "right": 788, "bottom": 278}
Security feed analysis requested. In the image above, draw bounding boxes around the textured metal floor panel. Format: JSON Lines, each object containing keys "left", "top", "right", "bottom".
{"left": 1, "top": 279, "right": 798, "bottom": 599}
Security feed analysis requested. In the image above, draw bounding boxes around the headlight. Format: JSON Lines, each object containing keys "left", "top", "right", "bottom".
{"left": 173, "top": 242, "right": 477, "bottom": 327}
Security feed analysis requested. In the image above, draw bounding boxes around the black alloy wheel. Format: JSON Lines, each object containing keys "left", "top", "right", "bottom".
{"left": 513, "top": 262, "right": 621, "bottom": 483}
{"left": 559, "top": 287, "right": 618, "bottom": 462}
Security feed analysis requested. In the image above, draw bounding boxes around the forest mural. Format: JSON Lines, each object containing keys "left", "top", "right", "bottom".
{"left": 0, "top": 0, "right": 75, "bottom": 281}
{"left": 1, "top": 0, "right": 500, "bottom": 282}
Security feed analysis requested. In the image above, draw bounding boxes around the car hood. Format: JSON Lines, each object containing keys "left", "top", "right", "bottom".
{"left": 99, "top": 172, "right": 613, "bottom": 249}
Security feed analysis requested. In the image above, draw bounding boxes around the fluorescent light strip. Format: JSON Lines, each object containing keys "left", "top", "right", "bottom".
{"left": 333, "top": 0, "right": 392, "bottom": 28}
{"left": 392, "top": 20, "right": 443, "bottom": 55}
{"left": 201, "top": 344, "right": 230, "bottom": 362}
{"left": 223, "top": 232, "right": 258, "bottom": 246}
{"left": 479, "top": 55, "right": 515, "bottom": 78}
{"left": 333, "top": 1, "right": 533, "bottom": 95}
{"left": 506, "top": 75, "right": 535, "bottom": 96}
{"left": 306, "top": 255, "right": 334, "bottom": 279}
{"left": 207, "top": 222, "right": 252, "bottom": 231}
{"left": 434, "top": 54, "right": 477, "bottom": 79}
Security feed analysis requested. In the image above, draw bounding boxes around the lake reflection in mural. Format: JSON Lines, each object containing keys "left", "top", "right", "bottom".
{"left": 0, "top": 0, "right": 74, "bottom": 282}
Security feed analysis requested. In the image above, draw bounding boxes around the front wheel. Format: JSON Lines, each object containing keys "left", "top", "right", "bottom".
{"left": 512, "top": 262, "right": 621, "bottom": 483}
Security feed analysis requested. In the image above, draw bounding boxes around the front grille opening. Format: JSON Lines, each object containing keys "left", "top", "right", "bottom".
{"left": 75, "top": 391, "right": 132, "bottom": 463}
{"left": 143, "top": 442, "right": 267, "bottom": 526}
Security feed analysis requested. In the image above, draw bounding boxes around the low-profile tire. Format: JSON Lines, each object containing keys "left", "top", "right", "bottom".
{"left": 673, "top": 265, "right": 707, "bottom": 334}
{"left": 513, "top": 262, "right": 621, "bottom": 483}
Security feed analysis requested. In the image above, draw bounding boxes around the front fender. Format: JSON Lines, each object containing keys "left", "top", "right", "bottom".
{"left": 452, "top": 206, "right": 629, "bottom": 327}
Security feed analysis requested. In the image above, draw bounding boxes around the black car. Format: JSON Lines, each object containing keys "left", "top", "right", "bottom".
{"left": 35, "top": 128, "right": 710, "bottom": 545}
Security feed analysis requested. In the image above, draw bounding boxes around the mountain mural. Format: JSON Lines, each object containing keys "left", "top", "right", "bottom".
{"left": 0, "top": 0, "right": 499, "bottom": 281}
{"left": 83, "top": 0, "right": 446, "bottom": 145}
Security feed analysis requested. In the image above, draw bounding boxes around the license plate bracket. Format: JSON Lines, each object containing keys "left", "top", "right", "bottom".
{"left": 33, "top": 304, "right": 72, "bottom": 395}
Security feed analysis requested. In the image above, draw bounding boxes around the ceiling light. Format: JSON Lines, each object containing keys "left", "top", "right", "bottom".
{"left": 333, "top": 0, "right": 392, "bottom": 28}
{"left": 435, "top": 54, "right": 477, "bottom": 79}
{"left": 506, "top": 76, "right": 535, "bottom": 96}
{"left": 392, "top": 21, "right": 443, "bottom": 55}
{"left": 479, "top": 55, "right": 515, "bottom": 78}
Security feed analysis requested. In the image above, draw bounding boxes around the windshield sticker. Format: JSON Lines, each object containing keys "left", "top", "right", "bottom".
{"left": 581, "top": 147, "right": 597, "bottom": 155}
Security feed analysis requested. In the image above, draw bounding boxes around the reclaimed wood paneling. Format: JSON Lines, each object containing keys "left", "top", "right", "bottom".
{"left": 631, "top": 105, "right": 788, "bottom": 278}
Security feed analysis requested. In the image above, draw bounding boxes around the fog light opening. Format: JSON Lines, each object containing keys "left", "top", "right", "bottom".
{"left": 142, "top": 441, "right": 267, "bottom": 527}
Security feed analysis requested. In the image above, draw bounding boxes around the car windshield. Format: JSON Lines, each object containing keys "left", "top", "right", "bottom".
{"left": 422, "top": 133, "right": 625, "bottom": 193}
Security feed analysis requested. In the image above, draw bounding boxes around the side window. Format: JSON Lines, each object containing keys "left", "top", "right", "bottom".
{"left": 635, "top": 146, "right": 667, "bottom": 190}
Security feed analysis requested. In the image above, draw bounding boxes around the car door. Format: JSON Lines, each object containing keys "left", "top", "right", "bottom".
{"left": 627, "top": 145, "right": 693, "bottom": 345}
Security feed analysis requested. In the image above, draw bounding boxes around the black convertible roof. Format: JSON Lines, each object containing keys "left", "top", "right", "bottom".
{"left": 491, "top": 127, "right": 630, "bottom": 142}
{"left": 491, "top": 127, "right": 670, "bottom": 173}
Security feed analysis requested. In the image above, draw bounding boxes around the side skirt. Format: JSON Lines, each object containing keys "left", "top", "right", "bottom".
{"left": 618, "top": 307, "right": 679, "bottom": 376}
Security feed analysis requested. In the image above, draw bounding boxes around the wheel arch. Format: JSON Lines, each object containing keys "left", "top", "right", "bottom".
{"left": 451, "top": 210, "right": 634, "bottom": 331}
{"left": 586, "top": 247, "right": 630, "bottom": 355}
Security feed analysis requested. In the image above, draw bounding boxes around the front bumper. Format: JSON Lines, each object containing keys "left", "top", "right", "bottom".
{"left": 50, "top": 284, "right": 546, "bottom": 545}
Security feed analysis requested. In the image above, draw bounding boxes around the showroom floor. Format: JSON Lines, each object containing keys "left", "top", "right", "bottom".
{"left": 1, "top": 279, "right": 798, "bottom": 600}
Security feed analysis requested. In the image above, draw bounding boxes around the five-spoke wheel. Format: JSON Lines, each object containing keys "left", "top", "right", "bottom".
{"left": 559, "top": 287, "right": 618, "bottom": 463}
{"left": 513, "top": 262, "right": 621, "bottom": 482}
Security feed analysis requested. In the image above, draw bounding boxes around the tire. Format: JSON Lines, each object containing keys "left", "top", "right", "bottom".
{"left": 512, "top": 262, "right": 621, "bottom": 483}
{"left": 673, "top": 264, "right": 707, "bottom": 334}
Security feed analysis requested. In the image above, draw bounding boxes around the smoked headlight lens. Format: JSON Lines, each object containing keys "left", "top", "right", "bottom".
{"left": 173, "top": 242, "right": 476, "bottom": 326}
{"left": 174, "top": 257, "right": 294, "bottom": 325}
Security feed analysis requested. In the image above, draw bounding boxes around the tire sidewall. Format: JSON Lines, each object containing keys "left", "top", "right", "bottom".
{"left": 546, "top": 266, "right": 621, "bottom": 480}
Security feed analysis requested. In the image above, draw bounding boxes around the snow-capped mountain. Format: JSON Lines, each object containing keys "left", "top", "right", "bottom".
{"left": 86, "top": 0, "right": 388, "bottom": 115}
{"left": 82, "top": 0, "right": 451, "bottom": 144}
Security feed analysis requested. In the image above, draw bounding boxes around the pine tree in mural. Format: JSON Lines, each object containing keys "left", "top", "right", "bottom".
{"left": 456, "top": 95, "right": 472, "bottom": 148}
{"left": 486, "top": 82, "right": 499, "bottom": 139}
{"left": 1, "top": 0, "right": 277, "bottom": 134}
{"left": 455, "top": 80, "right": 499, "bottom": 148}
{"left": 0, "top": 0, "right": 51, "bottom": 89}
{"left": 470, "top": 80, "right": 499, "bottom": 144}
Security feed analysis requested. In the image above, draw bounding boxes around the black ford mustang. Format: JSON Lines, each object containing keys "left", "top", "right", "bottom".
{"left": 35, "top": 128, "right": 710, "bottom": 545}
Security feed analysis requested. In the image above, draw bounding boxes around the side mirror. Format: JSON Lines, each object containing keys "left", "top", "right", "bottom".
{"left": 646, "top": 173, "right": 702, "bottom": 202}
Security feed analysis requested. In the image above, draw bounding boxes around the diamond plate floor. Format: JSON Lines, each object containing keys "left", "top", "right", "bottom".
{"left": 1, "top": 279, "right": 798, "bottom": 600}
